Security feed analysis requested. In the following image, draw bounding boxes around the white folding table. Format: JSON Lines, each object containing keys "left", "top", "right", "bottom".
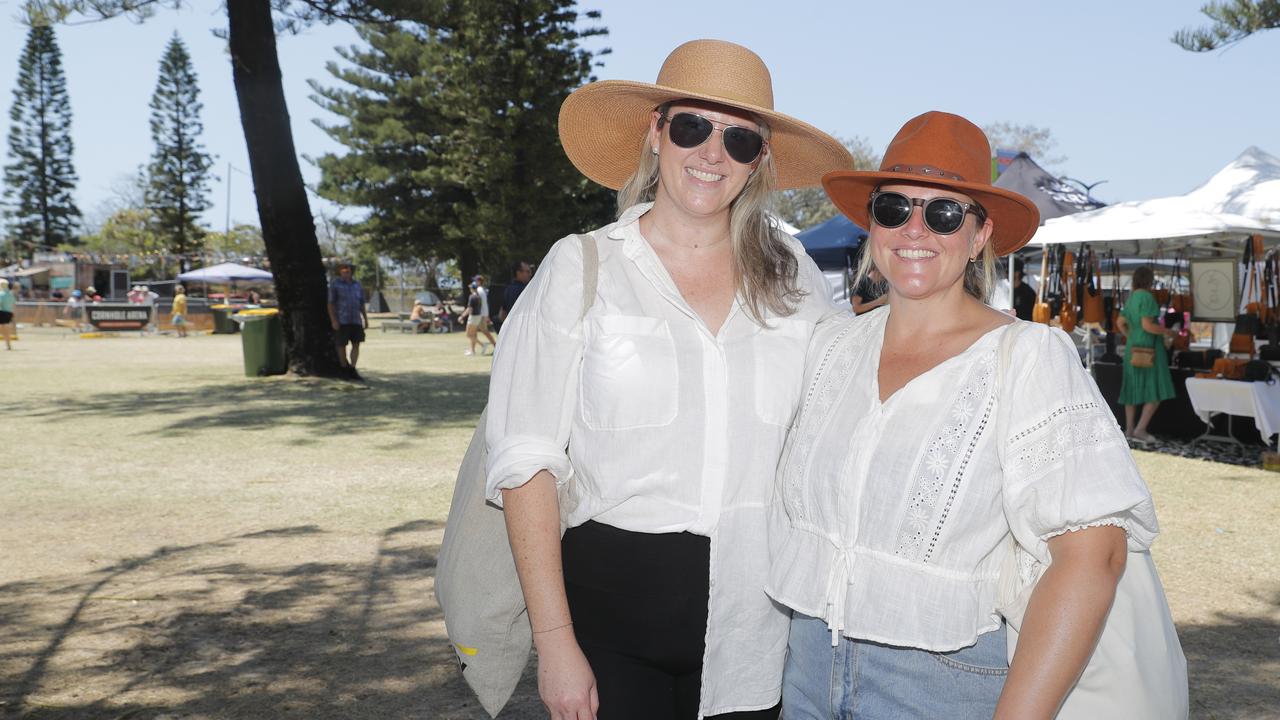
{"left": 1184, "top": 377, "right": 1280, "bottom": 449}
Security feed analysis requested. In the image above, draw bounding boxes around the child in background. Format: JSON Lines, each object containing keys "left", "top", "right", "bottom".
{"left": 172, "top": 285, "right": 189, "bottom": 338}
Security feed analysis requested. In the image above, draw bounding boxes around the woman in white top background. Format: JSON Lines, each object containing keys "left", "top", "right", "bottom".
{"left": 767, "top": 112, "right": 1161, "bottom": 719}
{"left": 484, "top": 40, "right": 852, "bottom": 720}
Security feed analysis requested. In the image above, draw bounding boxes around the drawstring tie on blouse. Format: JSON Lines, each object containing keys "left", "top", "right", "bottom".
{"left": 823, "top": 546, "right": 851, "bottom": 647}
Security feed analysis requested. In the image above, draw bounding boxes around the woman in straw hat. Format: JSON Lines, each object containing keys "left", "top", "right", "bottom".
{"left": 766, "top": 112, "right": 1166, "bottom": 718}
{"left": 483, "top": 40, "right": 852, "bottom": 720}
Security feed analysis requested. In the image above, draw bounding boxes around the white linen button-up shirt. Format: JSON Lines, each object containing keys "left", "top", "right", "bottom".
{"left": 485, "top": 202, "right": 841, "bottom": 717}
{"left": 767, "top": 309, "right": 1160, "bottom": 651}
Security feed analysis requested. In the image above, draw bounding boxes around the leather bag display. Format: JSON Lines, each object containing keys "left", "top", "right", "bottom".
{"left": 1032, "top": 250, "right": 1052, "bottom": 324}
{"left": 436, "top": 234, "right": 598, "bottom": 717}
{"left": 1059, "top": 249, "right": 1078, "bottom": 333}
{"left": 1082, "top": 247, "right": 1105, "bottom": 324}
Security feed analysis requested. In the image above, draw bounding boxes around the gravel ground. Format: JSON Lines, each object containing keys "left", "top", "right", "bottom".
{"left": 0, "top": 325, "right": 1276, "bottom": 719}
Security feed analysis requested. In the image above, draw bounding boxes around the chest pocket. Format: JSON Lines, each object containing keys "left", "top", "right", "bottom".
{"left": 580, "top": 315, "right": 679, "bottom": 430}
{"left": 752, "top": 317, "right": 812, "bottom": 427}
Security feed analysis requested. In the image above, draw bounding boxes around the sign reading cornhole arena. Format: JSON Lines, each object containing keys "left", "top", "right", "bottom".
{"left": 86, "top": 304, "right": 152, "bottom": 330}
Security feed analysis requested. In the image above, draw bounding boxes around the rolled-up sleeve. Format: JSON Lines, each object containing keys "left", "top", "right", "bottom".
{"left": 484, "top": 234, "right": 588, "bottom": 504}
{"left": 1001, "top": 326, "right": 1160, "bottom": 564}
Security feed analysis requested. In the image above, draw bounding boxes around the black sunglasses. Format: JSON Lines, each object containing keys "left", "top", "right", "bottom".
{"left": 659, "top": 111, "right": 766, "bottom": 165}
{"left": 869, "top": 190, "right": 987, "bottom": 235}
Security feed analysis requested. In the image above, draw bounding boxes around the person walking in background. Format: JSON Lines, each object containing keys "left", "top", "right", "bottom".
{"left": 1011, "top": 258, "right": 1037, "bottom": 321}
{"left": 327, "top": 262, "right": 368, "bottom": 376}
{"left": 458, "top": 282, "right": 495, "bottom": 356}
{"left": 63, "top": 290, "right": 85, "bottom": 331}
{"left": 0, "top": 279, "right": 15, "bottom": 350}
{"left": 472, "top": 275, "right": 493, "bottom": 333}
{"left": 499, "top": 260, "right": 533, "bottom": 324}
{"left": 171, "top": 285, "right": 189, "bottom": 338}
{"left": 484, "top": 39, "right": 852, "bottom": 720}
{"left": 1116, "top": 265, "right": 1175, "bottom": 443}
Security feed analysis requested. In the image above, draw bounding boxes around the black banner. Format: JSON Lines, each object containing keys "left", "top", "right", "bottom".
{"left": 86, "top": 304, "right": 152, "bottom": 331}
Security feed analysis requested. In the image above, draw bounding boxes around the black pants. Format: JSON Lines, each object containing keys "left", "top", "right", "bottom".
{"left": 562, "top": 520, "right": 780, "bottom": 720}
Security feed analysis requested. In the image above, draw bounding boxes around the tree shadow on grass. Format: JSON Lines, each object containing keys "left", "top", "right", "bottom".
{"left": 0, "top": 519, "right": 541, "bottom": 720}
{"left": 12, "top": 371, "right": 491, "bottom": 442}
{"left": 1178, "top": 586, "right": 1280, "bottom": 720}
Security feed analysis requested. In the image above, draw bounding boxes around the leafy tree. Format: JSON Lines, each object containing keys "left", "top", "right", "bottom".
{"left": 77, "top": 206, "right": 164, "bottom": 255}
{"left": 147, "top": 33, "right": 215, "bottom": 258}
{"left": 204, "top": 223, "right": 266, "bottom": 258}
{"left": 982, "top": 122, "right": 1066, "bottom": 168}
{"left": 30, "top": 0, "right": 437, "bottom": 378}
{"left": 773, "top": 136, "right": 880, "bottom": 230}
{"left": 311, "top": 0, "right": 614, "bottom": 283}
{"left": 1174, "top": 0, "right": 1280, "bottom": 49}
{"left": 3, "top": 23, "right": 81, "bottom": 254}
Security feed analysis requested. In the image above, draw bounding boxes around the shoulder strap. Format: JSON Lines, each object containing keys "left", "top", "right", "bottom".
{"left": 577, "top": 233, "right": 598, "bottom": 321}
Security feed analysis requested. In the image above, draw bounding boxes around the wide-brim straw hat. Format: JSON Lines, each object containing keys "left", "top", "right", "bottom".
{"left": 822, "top": 111, "right": 1040, "bottom": 256}
{"left": 559, "top": 39, "right": 853, "bottom": 191}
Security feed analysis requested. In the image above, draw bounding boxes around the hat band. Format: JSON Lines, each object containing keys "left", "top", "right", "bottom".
{"left": 887, "top": 164, "right": 967, "bottom": 182}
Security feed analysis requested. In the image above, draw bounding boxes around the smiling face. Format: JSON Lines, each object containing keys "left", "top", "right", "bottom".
{"left": 869, "top": 183, "right": 993, "bottom": 302}
{"left": 647, "top": 101, "right": 764, "bottom": 222}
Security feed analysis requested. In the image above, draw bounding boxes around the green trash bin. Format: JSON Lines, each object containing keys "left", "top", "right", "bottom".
{"left": 236, "top": 309, "right": 287, "bottom": 377}
{"left": 211, "top": 304, "right": 240, "bottom": 334}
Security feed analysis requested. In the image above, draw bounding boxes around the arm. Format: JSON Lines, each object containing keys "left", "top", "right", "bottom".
{"left": 1140, "top": 316, "right": 1171, "bottom": 336}
{"left": 502, "top": 473, "right": 598, "bottom": 719}
{"left": 1115, "top": 315, "right": 1129, "bottom": 335}
{"left": 994, "top": 525, "right": 1127, "bottom": 720}
{"left": 326, "top": 287, "right": 340, "bottom": 330}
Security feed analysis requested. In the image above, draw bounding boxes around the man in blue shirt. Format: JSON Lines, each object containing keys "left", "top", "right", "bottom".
{"left": 327, "top": 262, "right": 368, "bottom": 373}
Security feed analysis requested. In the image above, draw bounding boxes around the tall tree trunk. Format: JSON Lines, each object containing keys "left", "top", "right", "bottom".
{"left": 227, "top": 0, "right": 346, "bottom": 378}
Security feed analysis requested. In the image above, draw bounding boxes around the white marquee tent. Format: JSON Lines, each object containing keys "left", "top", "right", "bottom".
{"left": 1027, "top": 146, "right": 1280, "bottom": 257}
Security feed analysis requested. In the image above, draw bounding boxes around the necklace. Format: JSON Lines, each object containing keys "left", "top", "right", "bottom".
{"left": 666, "top": 234, "right": 730, "bottom": 250}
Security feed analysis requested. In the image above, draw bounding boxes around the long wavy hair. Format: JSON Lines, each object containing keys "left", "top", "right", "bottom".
{"left": 850, "top": 192, "right": 997, "bottom": 303}
{"left": 615, "top": 102, "right": 804, "bottom": 324}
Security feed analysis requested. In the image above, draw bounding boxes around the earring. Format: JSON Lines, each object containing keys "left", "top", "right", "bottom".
{"left": 651, "top": 146, "right": 659, "bottom": 156}
{"left": 969, "top": 255, "right": 977, "bottom": 263}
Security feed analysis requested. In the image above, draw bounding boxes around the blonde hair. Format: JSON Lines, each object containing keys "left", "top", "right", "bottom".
{"left": 616, "top": 103, "right": 802, "bottom": 324}
{"left": 0, "top": 279, "right": 9, "bottom": 289}
{"left": 852, "top": 209, "right": 997, "bottom": 303}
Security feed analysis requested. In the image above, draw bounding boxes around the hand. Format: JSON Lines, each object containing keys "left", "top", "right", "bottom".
{"left": 535, "top": 631, "right": 599, "bottom": 720}
{"left": 331, "top": 320, "right": 340, "bottom": 331}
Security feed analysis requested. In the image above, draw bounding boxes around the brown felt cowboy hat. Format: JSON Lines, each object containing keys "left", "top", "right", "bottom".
{"left": 559, "top": 39, "right": 853, "bottom": 191}
{"left": 822, "top": 111, "right": 1040, "bottom": 256}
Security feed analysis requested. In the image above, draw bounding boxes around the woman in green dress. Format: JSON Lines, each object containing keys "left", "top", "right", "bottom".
{"left": 1117, "top": 265, "right": 1176, "bottom": 442}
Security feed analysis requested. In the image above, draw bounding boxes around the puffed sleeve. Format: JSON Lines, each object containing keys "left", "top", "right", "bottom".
{"left": 1000, "top": 324, "right": 1159, "bottom": 564}
{"left": 484, "top": 233, "right": 589, "bottom": 504}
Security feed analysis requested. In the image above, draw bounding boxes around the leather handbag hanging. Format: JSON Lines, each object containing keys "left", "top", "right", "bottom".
{"left": 1233, "top": 236, "right": 1261, "bottom": 353}
{"left": 1109, "top": 251, "right": 1125, "bottom": 338}
{"left": 1170, "top": 251, "right": 1193, "bottom": 313}
{"left": 1059, "top": 249, "right": 1078, "bottom": 333}
{"left": 1151, "top": 245, "right": 1171, "bottom": 306}
{"left": 1032, "top": 249, "right": 1052, "bottom": 324}
{"left": 1082, "top": 247, "right": 1106, "bottom": 324}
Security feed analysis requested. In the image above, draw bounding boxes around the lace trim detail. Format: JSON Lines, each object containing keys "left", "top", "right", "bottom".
{"left": 781, "top": 320, "right": 861, "bottom": 520}
{"left": 1007, "top": 403, "right": 1119, "bottom": 480}
{"left": 1042, "top": 516, "right": 1128, "bottom": 541}
{"left": 895, "top": 353, "right": 996, "bottom": 561}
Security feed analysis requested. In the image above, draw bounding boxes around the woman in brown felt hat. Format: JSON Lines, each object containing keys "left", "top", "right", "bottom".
{"left": 766, "top": 112, "right": 1173, "bottom": 718}
{"left": 482, "top": 40, "right": 852, "bottom": 720}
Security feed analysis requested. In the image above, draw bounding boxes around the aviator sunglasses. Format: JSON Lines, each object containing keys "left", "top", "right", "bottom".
{"left": 659, "top": 111, "right": 767, "bottom": 164}
{"left": 869, "top": 190, "right": 987, "bottom": 235}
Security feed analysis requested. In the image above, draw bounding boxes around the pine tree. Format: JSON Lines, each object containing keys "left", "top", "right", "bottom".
{"left": 311, "top": 0, "right": 615, "bottom": 282}
{"left": 147, "top": 33, "right": 215, "bottom": 258}
{"left": 3, "top": 24, "right": 81, "bottom": 254}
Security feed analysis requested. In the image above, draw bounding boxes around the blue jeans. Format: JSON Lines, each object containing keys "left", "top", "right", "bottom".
{"left": 782, "top": 614, "right": 1008, "bottom": 719}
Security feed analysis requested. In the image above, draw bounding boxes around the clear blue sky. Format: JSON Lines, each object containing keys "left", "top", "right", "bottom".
{"left": 0, "top": 0, "right": 1276, "bottom": 235}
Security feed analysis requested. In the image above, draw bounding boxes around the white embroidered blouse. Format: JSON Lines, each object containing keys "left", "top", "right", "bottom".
{"left": 766, "top": 309, "right": 1160, "bottom": 651}
{"left": 485, "top": 203, "right": 842, "bottom": 716}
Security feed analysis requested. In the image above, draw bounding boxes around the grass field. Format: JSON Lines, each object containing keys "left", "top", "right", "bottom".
{"left": 0, "top": 324, "right": 1277, "bottom": 719}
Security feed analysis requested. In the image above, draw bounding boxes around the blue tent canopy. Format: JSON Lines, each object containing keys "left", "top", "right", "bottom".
{"left": 796, "top": 214, "right": 868, "bottom": 270}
